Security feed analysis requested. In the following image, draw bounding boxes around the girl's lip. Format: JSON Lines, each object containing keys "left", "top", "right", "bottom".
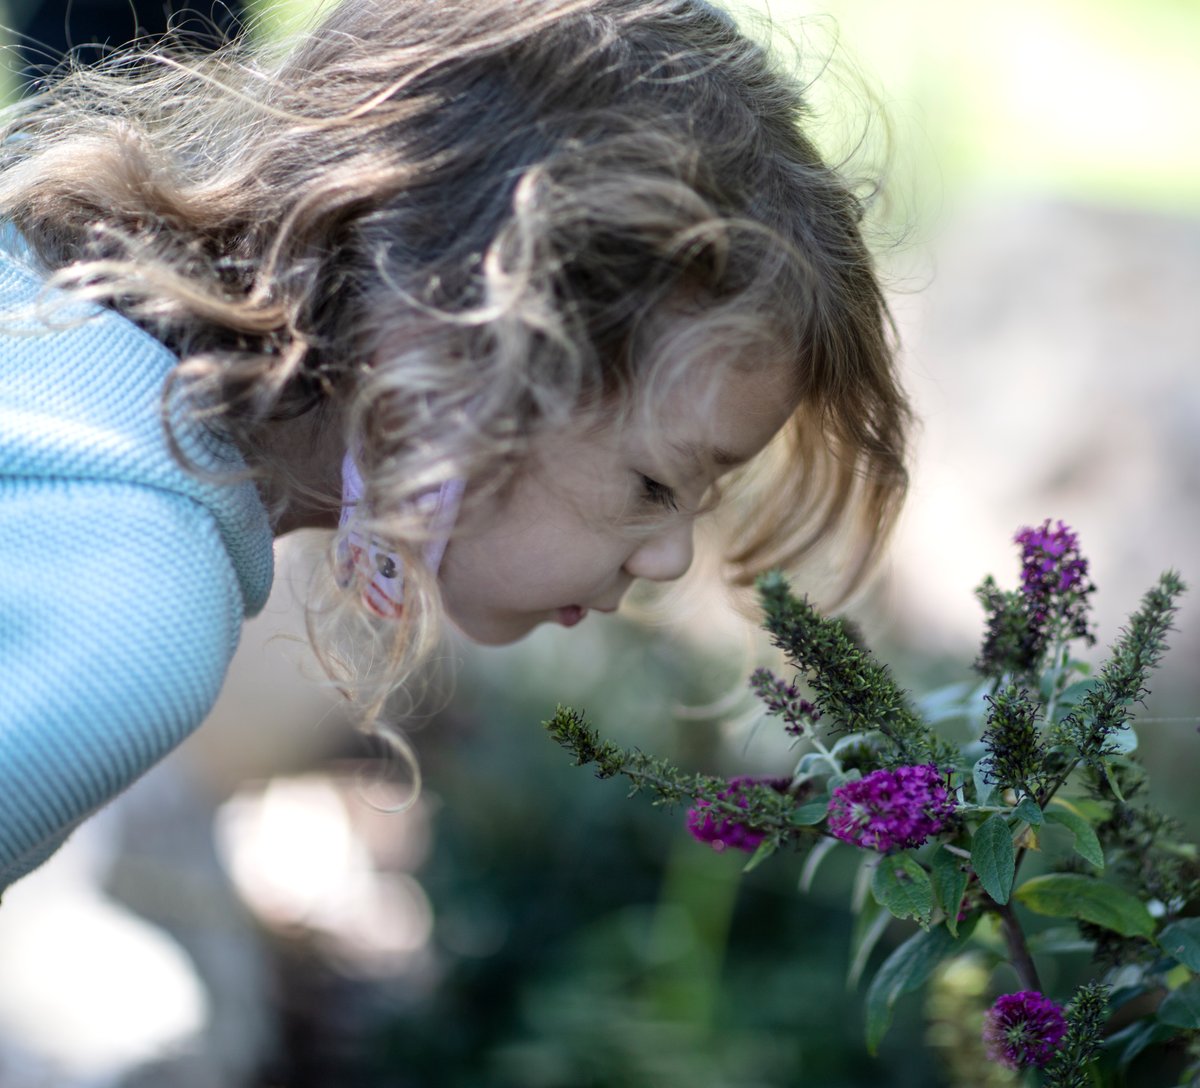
{"left": 557, "top": 605, "right": 588, "bottom": 627}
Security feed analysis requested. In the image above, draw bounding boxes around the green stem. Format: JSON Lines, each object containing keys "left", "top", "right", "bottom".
{"left": 1036, "top": 756, "right": 1081, "bottom": 810}
{"left": 808, "top": 736, "right": 841, "bottom": 774}
{"left": 645, "top": 838, "right": 741, "bottom": 1031}
{"left": 616, "top": 763, "right": 832, "bottom": 842}
{"left": 997, "top": 900, "right": 1042, "bottom": 992}
{"left": 1041, "top": 635, "right": 1070, "bottom": 729}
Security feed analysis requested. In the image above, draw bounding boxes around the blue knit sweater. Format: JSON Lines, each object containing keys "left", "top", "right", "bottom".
{"left": 0, "top": 230, "right": 274, "bottom": 890}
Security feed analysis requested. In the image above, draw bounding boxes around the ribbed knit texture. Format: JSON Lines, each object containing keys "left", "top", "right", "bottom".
{"left": 0, "top": 230, "right": 275, "bottom": 889}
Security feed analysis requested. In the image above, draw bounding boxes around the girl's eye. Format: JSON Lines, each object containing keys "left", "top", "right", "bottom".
{"left": 640, "top": 474, "right": 679, "bottom": 511}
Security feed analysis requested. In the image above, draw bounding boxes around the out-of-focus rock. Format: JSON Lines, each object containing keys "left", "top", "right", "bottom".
{"left": 882, "top": 195, "right": 1200, "bottom": 824}
{"left": 888, "top": 196, "right": 1200, "bottom": 676}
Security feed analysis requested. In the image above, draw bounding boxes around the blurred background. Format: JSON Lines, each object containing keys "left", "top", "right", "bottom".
{"left": 0, "top": 0, "right": 1196, "bottom": 1085}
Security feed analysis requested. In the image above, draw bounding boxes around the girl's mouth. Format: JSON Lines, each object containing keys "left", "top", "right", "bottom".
{"left": 557, "top": 605, "right": 587, "bottom": 627}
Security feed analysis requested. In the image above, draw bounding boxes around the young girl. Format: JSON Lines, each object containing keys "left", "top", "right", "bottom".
{"left": 0, "top": 0, "right": 910, "bottom": 892}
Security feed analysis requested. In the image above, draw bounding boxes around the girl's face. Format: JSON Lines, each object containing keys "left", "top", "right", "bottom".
{"left": 437, "top": 358, "right": 798, "bottom": 644}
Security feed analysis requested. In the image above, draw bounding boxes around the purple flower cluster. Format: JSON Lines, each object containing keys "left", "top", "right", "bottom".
{"left": 983, "top": 991, "right": 1067, "bottom": 1070}
{"left": 976, "top": 519, "right": 1098, "bottom": 679}
{"left": 826, "top": 764, "right": 956, "bottom": 853}
{"left": 749, "top": 668, "right": 820, "bottom": 737}
{"left": 687, "top": 776, "right": 785, "bottom": 854}
{"left": 1015, "top": 519, "right": 1095, "bottom": 640}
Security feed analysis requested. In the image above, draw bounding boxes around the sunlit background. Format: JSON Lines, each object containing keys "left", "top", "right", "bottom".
{"left": 0, "top": 0, "right": 1196, "bottom": 1084}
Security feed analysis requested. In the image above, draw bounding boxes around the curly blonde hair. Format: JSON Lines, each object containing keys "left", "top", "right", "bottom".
{"left": 0, "top": 0, "right": 911, "bottom": 717}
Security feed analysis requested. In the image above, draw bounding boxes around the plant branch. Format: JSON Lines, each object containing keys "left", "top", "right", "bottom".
{"left": 996, "top": 901, "right": 1041, "bottom": 992}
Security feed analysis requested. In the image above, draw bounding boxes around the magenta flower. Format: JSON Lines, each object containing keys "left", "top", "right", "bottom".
{"left": 1016, "top": 520, "right": 1088, "bottom": 596}
{"left": 826, "top": 764, "right": 955, "bottom": 853}
{"left": 983, "top": 990, "right": 1067, "bottom": 1069}
{"left": 1015, "top": 519, "right": 1095, "bottom": 642}
{"left": 686, "top": 776, "right": 786, "bottom": 853}
{"left": 977, "top": 520, "right": 1097, "bottom": 679}
{"left": 749, "top": 668, "right": 821, "bottom": 737}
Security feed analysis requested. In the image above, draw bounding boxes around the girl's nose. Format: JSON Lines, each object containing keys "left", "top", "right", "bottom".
{"left": 623, "top": 520, "right": 695, "bottom": 584}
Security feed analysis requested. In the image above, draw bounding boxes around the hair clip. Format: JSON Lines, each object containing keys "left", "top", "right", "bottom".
{"left": 337, "top": 452, "right": 464, "bottom": 618}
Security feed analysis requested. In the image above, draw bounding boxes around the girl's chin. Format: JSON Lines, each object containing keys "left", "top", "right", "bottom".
{"left": 446, "top": 609, "right": 547, "bottom": 647}
{"left": 449, "top": 605, "right": 598, "bottom": 646}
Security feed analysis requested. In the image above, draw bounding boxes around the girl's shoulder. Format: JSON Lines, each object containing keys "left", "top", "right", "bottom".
{"left": 0, "top": 226, "right": 275, "bottom": 616}
{"left": 0, "top": 471, "right": 255, "bottom": 892}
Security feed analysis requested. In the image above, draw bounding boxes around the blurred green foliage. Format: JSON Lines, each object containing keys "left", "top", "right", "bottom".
{"left": 754, "top": 0, "right": 1200, "bottom": 214}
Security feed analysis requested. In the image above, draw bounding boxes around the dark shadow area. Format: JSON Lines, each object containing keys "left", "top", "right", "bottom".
{"left": 9, "top": 0, "right": 244, "bottom": 89}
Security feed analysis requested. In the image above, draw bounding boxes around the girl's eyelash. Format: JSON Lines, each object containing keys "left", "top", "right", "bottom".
{"left": 640, "top": 474, "right": 679, "bottom": 511}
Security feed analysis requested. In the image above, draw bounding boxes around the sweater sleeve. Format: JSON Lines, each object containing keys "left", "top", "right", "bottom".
{"left": 0, "top": 476, "right": 246, "bottom": 891}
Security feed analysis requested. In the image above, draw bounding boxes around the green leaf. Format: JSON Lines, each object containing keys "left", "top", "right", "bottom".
{"left": 790, "top": 799, "right": 831, "bottom": 826}
{"left": 1159, "top": 919, "right": 1200, "bottom": 972}
{"left": 1027, "top": 926, "right": 1096, "bottom": 956}
{"left": 931, "top": 848, "right": 969, "bottom": 937}
{"left": 850, "top": 853, "right": 875, "bottom": 914}
{"left": 1107, "top": 1019, "right": 1178, "bottom": 1068}
{"left": 971, "top": 815, "right": 1016, "bottom": 905}
{"left": 1044, "top": 806, "right": 1105, "bottom": 870}
{"left": 865, "top": 925, "right": 961, "bottom": 1053}
{"left": 1014, "top": 797, "right": 1043, "bottom": 827}
{"left": 742, "top": 837, "right": 777, "bottom": 873}
{"left": 917, "top": 680, "right": 981, "bottom": 725}
{"left": 972, "top": 756, "right": 995, "bottom": 807}
{"left": 1014, "top": 874, "right": 1156, "bottom": 938}
{"left": 1160, "top": 840, "right": 1199, "bottom": 862}
{"left": 1055, "top": 678, "right": 1100, "bottom": 715}
{"left": 1158, "top": 980, "right": 1200, "bottom": 1029}
{"left": 799, "top": 835, "right": 838, "bottom": 893}
{"left": 1067, "top": 797, "right": 1111, "bottom": 823}
{"left": 848, "top": 895, "right": 891, "bottom": 989}
{"left": 1102, "top": 760, "right": 1127, "bottom": 802}
{"left": 832, "top": 732, "right": 878, "bottom": 755}
{"left": 871, "top": 852, "right": 934, "bottom": 927}
{"left": 795, "top": 751, "right": 836, "bottom": 780}
{"left": 1107, "top": 726, "right": 1139, "bottom": 755}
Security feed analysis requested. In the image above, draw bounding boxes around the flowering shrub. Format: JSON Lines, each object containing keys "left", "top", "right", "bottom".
{"left": 546, "top": 523, "right": 1197, "bottom": 1085}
